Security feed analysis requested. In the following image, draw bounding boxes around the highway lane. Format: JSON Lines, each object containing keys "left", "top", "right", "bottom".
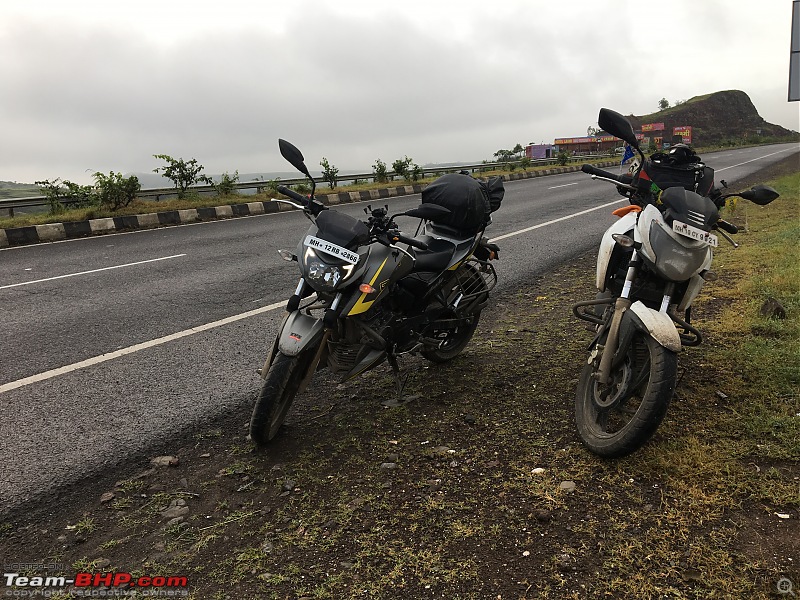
{"left": 0, "top": 143, "right": 796, "bottom": 512}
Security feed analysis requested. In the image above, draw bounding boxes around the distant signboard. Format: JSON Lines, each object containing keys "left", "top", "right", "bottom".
{"left": 673, "top": 126, "right": 693, "bottom": 144}
{"left": 641, "top": 123, "right": 665, "bottom": 132}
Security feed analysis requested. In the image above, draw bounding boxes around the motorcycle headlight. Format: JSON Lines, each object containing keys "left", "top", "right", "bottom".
{"left": 303, "top": 248, "right": 354, "bottom": 291}
{"left": 649, "top": 224, "right": 710, "bottom": 282}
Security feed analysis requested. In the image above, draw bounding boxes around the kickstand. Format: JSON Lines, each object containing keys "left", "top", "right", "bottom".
{"left": 382, "top": 354, "right": 420, "bottom": 407}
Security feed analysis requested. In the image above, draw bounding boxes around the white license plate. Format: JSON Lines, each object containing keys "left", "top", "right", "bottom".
{"left": 304, "top": 235, "right": 360, "bottom": 264}
{"left": 672, "top": 220, "right": 718, "bottom": 247}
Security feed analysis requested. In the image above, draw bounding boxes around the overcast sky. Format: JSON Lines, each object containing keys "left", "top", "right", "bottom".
{"left": 1, "top": 0, "right": 798, "bottom": 185}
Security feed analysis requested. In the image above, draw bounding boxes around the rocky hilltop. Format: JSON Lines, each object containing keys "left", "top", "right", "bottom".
{"left": 627, "top": 90, "right": 798, "bottom": 146}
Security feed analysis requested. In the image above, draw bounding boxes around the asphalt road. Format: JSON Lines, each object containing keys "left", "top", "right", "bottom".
{"left": 0, "top": 143, "right": 796, "bottom": 512}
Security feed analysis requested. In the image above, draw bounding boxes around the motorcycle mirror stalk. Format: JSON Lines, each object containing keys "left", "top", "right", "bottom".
{"left": 278, "top": 138, "right": 316, "bottom": 200}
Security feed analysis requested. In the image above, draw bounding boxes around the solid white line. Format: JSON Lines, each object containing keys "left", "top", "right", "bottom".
{"left": 0, "top": 254, "right": 188, "bottom": 289}
{"left": 716, "top": 147, "right": 795, "bottom": 172}
{"left": 490, "top": 198, "right": 624, "bottom": 242}
{"left": 0, "top": 300, "right": 286, "bottom": 394}
{"left": 548, "top": 182, "right": 579, "bottom": 190}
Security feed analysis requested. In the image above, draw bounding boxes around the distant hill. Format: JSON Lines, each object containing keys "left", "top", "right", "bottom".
{"left": 0, "top": 181, "right": 41, "bottom": 200}
{"left": 627, "top": 90, "right": 798, "bottom": 146}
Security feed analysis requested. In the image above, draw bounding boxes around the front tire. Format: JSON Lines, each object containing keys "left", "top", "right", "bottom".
{"left": 249, "top": 350, "right": 313, "bottom": 446}
{"left": 575, "top": 332, "right": 677, "bottom": 458}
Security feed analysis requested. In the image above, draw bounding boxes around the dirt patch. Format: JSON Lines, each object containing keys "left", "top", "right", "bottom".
{"left": 0, "top": 159, "right": 798, "bottom": 599}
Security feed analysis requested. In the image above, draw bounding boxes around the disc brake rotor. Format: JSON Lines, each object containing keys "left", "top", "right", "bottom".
{"left": 591, "top": 361, "right": 633, "bottom": 410}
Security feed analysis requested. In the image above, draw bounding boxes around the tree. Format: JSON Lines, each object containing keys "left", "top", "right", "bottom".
{"left": 372, "top": 159, "right": 389, "bottom": 183}
{"left": 658, "top": 98, "right": 670, "bottom": 111}
{"left": 392, "top": 156, "right": 414, "bottom": 181}
{"left": 93, "top": 171, "right": 141, "bottom": 210}
{"left": 152, "top": 154, "right": 212, "bottom": 198}
{"left": 587, "top": 126, "right": 600, "bottom": 137}
{"left": 320, "top": 157, "right": 339, "bottom": 189}
{"left": 512, "top": 143, "right": 524, "bottom": 159}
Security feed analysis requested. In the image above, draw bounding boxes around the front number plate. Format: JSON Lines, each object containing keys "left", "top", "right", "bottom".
{"left": 672, "top": 221, "right": 718, "bottom": 247}
{"left": 304, "top": 236, "right": 360, "bottom": 264}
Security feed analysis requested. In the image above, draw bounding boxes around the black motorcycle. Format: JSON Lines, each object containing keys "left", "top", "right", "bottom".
{"left": 250, "top": 140, "right": 503, "bottom": 445}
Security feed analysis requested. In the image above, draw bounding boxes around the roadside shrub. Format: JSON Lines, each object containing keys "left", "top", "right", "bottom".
{"left": 153, "top": 154, "right": 212, "bottom": 199}
{"left": 36, "top": 178, "right": 95, "bottom": 214}
{"left": 93, "top": 171, "right": 141, "bottom": 210}
{"left": 211, "top": 171, "right": 239, "bottom": 196}
{"left": 320, "top": 158, "right": 339, "bottom": 189}
{"left": 556, "top": 151, "right": 570, "bottom": 166}
{"left": 373, "top": 159, "right": 389, "bottom": 184}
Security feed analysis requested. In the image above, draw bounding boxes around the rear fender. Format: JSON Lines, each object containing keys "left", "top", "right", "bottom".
{"left": 617, "top": 301, "right": 681, "bottom": 354}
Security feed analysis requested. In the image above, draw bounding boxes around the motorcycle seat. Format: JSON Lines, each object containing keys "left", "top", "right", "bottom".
{"left": 412, "top": 238, "right": 455, "bottom": 272}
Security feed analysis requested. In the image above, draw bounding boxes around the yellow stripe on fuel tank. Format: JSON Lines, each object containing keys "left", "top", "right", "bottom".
{"left": 347, "top": 256, "right": 389, "bottom": 315}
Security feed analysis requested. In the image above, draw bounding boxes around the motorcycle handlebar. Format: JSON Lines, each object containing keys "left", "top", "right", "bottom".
{"left": 391, "top": 231, "right": 429, "bottom": 251}
{"left": 581, "top": 164, "right": 622, "bottom": 181}
{"left": 277, "top": 185, "right": 309, "bottom": 206}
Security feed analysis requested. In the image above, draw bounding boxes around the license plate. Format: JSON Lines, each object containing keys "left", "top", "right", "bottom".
{"left": 672, "top": 220, "right": 718, "bottom": 247}
{"left": 304, "top": 235, "right": 360, "bottom": 264}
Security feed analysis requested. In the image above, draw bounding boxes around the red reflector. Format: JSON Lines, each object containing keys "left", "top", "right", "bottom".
{"left": 359, "top": 284, "right": 375, "bottom": 294}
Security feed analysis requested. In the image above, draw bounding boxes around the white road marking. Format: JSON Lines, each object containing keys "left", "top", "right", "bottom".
{"left": 716, "top": 147, "right": 795, "bottom": 172}
{"left": 490, "top": 199, "right": 624, "bottom": 242}
{"left": 0, "top": 300, "right": 285, "bottom": 394}
{"left": 0, "top": 254, "right": 187, "bottom": 289}
{"left": 548, "top": 182, "right": 579, "bottom": 190}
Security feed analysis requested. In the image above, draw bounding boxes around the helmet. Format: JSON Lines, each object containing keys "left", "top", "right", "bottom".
{"left": 668, "top": 143, "right": 696, "bottom": 164}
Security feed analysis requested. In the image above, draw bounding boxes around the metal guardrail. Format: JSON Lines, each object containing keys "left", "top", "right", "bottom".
{"left": 0, "top": 154, "right": 613, "bottom": 217}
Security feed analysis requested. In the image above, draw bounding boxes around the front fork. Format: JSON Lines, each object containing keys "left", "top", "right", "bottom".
{"left": 595, "top": 251, "right": 675, "bottom": 384}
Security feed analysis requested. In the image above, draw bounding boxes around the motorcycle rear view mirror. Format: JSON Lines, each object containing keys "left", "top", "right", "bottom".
{"left": 402, "top": 204, "right": 452, "bottom": 220}
{"left": 739, "top": 184, "right": 779, "bottom": 206}
{"left": 278, "top": 139, "right": 311, "bottom": 178}
{"left": 598, "top": 108, "right": 640, "bottom": 150}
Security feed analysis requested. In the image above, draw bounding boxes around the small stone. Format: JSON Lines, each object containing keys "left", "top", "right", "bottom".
{"left": 166, "top": 516, "right": 184, "bottom": 527}
{"left": 432, "top": 446, "right": 451, "bottom": 456}
{"left": 463, "top": 414, "right": 476, "bottom": 425}
{"left": 522, "top": 550, "right": 530, "bottom": 557}
{"left": 160, "top": 505, "right": 189, "bottom": 520}
{"left": 282, "top": 480, "right": 296, "bottom": 492}
{"left": 95, "top": 558, "right": 111, "bottom": 569}
{"left": 99, "top": 492, "right": 116, "bottom": 504}
{"left": 386, "top": 453, "right": 400, "bottom": 462}
{"left": 262, "top": 541, "right": 274, "bottom": 553}
{"left": 533, "top": 509, "right": 552, "bottom": 523}
{"left": 179, "top": 478, "right": 189, "bottom": 489}
{"left": 200, "top": 453, "right": 211, "bottom": 458}
{"left": 150, "top": 455, "right": 179, "bottom": 468}
{"left": 559, "top": 481, "right": 576, "bottom": 493}
{"left": 380, "top": 462, "right": 397, "bottom": 470}
{"left": 532, "top": 468, "right": 546, "bottom": 476}
{"left": 715, "top": 390, "right": 729, "bottom": 400}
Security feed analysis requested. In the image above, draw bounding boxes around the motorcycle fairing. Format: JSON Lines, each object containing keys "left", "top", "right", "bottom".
{"left": 596, "top": 211, "right": 638, "bottom": 291}
{"left": 637, "top": 205, "right": 712, "bottom": 282}
{"left": 278, "top": 310, "right": 326, "bottom": 356}
{"left": 343, "top": 244, "right": 413, "bottom": 317}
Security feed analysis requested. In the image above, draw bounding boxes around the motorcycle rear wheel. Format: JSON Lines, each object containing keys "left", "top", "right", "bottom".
{"left": 249, "top": 350, "right": 313, "bottom": 446}
{"left": 421, "top": 263, "right": 486, "bottom": 363}
{"left": 575, "top": 331, "right": 677, "bottom": 458}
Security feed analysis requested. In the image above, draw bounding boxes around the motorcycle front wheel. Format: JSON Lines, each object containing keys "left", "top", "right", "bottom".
{"left": 421, "top": 263, "right": 486, "bottom": 364}
{"left": 575, "top": 331, "right": 677, "bottom": 458}
{"left": 249, "top": 349, "right": 314, "bottom": 446}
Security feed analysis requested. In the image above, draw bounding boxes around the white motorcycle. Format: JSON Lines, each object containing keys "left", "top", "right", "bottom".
{"left": 572, "top": 108, "right": 779, "bottom": 457}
